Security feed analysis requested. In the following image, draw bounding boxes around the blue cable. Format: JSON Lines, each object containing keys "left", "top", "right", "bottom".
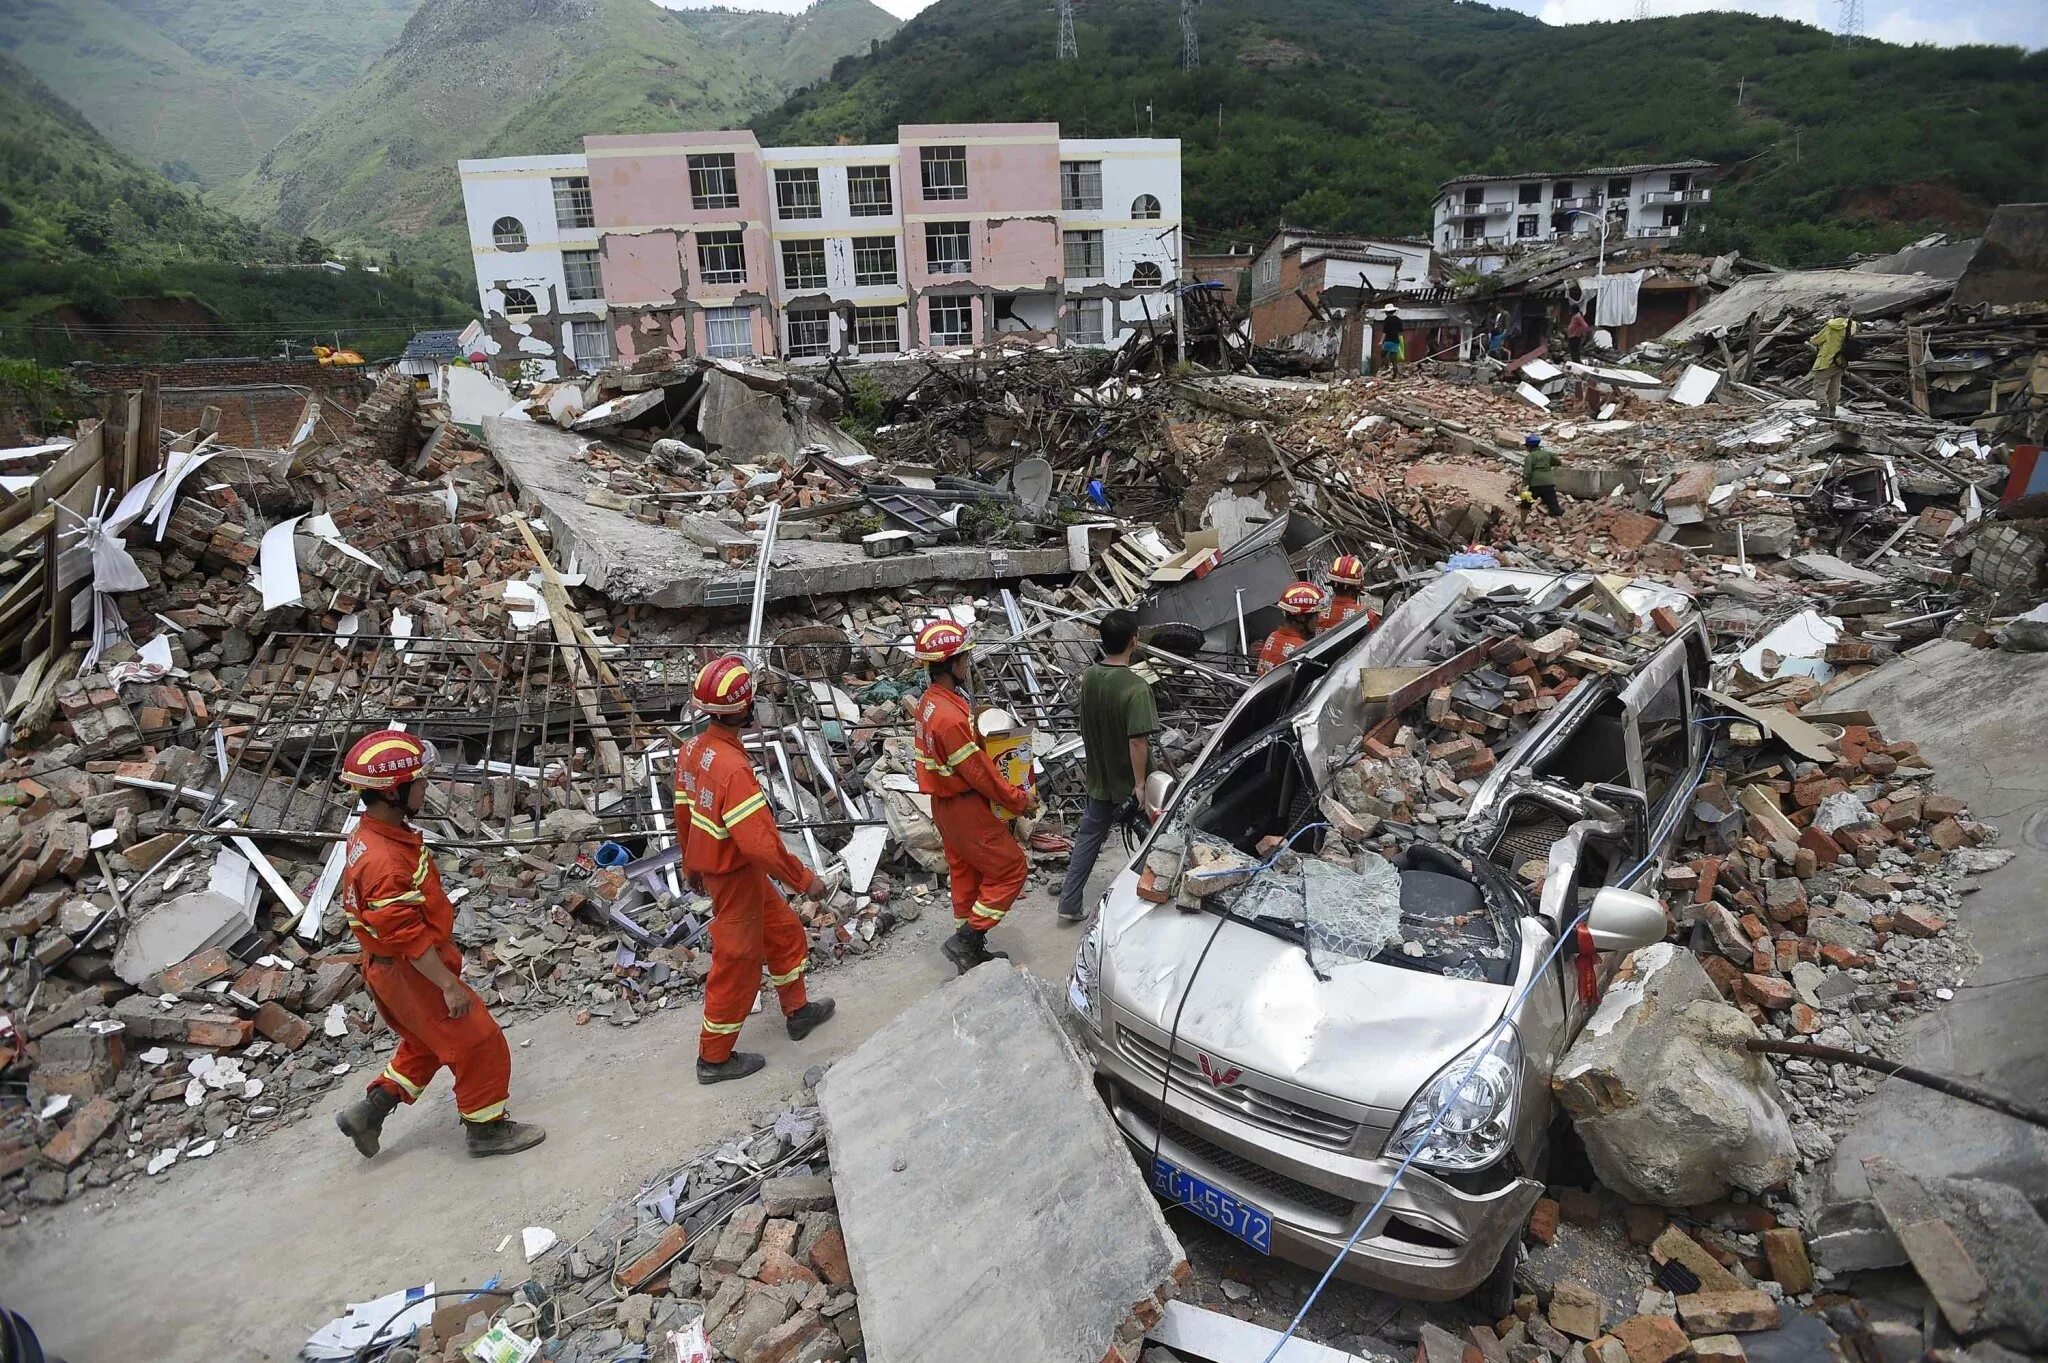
{"left": 1259, "top": 714, "right": 1733, "bottom": 1361}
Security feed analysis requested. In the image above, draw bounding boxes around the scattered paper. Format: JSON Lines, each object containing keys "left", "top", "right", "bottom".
{"left": 303, "top": 1282, "right": 437, "bottom": 1361}
{"left": 467, "top": 1322, "right": 540, "bottom": 1363}
{"left": 668, "top": 1320, "right": 714, "bottom": 1363}
{"left": 257, "top": 515, "right": 307, "bottom": 612}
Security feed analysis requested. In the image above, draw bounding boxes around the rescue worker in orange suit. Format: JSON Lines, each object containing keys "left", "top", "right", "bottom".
{"left": 332, "top": 730, "right": 545, "bottom": 1159}
{"left": 913, "top": 620, "right": 1040, "bottom": 974}
{"left": 1258, "top": 582, "right": 1328, "bottom": 675}
{"left": 677, "top": 655, "right": 836, "bottom": 1085}
{"left": 1320, "top": 555, "right": 1383, "bottom": 634}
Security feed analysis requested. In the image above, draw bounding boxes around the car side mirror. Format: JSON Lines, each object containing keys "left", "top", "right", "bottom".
{"left": 1143, "top": 771, "right": 1174, "bottom": 818}
{"left": 1584, "top": 887, "right": 1667, "bottom": 953}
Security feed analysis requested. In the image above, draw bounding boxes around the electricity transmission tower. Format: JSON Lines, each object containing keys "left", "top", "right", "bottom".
{"left": 1057, "top": 0, "right": 1077, "bottom": 60}
{"left": 1179, "top": 0, "right": 1199, "bottom": 70}
{"left": 1835, "top": 0, "right": 1863, "bottom": 40}
{"left": 1632, "top": 0, "right": 1648, "bottom": 18}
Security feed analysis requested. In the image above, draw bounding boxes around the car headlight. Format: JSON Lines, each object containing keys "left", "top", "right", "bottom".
{"left": 1386, "top": 1030, "right": 1522, "bottom": 1171}
{"left": 1067, "top": 917, "right": 1103, "bottom": 1030}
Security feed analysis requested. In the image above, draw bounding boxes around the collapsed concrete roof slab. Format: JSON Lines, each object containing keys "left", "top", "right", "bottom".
{"left": 1659, "top": 269, "right": 1952, "bottom": 345}
{"left": 482, "top": 415, "right": 1069, "bottom": 608}
{"left": 816, "top": 962, "right": 1186, "bottom": 1363}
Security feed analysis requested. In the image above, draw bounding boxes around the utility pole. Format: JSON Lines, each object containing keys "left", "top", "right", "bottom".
{"left": 1174, "top": 224, "right": 1187, "bottom": 364}
{"left": 1179, "top": 0, "right": 1199, "bottom": 70}
{"left": 1057, "top": 0, "right": 1077, "bottom": 61}
{"left": 1736, "top": 75, "right": 1746, "bottom": 105}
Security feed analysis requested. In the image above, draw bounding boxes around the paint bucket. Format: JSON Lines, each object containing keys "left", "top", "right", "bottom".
{"left": 976, "top": 707, "right": 1034, "bottom": 820}
{"left": 595, "top": 841, "right": 632, "bottom": 870}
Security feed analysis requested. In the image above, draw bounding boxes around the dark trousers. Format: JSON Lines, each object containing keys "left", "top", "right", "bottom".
{"left": 1057, "top": 798, "right": 1118, "bottom": 920}
{"left": 1534, "top": 485, "right": 1562, "bottom": 517}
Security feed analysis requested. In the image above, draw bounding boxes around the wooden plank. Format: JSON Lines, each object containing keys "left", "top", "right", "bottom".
{"left": 512, "top": 516, "right": 624, "bottom": 777}
{"left": 135, "top": 375, "right": 161, "bottom": 482}
{"left": 1906, "top": 325, "right": 1931, "bottom": 416}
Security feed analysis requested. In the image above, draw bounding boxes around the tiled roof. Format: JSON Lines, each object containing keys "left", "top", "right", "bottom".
{"left": 401, "top": 329, "right": 466, "bottom": 362}
{"left": 1435, "top": 160, "right": 1715, "bottom": 192}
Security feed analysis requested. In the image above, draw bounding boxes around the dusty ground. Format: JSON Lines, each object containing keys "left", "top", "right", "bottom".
{"left": 0, "top": 875, "right": 1101, "bottom": 1362}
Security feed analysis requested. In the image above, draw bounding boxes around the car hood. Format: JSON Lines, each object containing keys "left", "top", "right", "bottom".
{"left": 1101, "top": 872, "right": 1514, "bottom": 1115}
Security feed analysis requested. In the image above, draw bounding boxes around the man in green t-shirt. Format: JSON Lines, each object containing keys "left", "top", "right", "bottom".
{"left": 1058, "top": 610, "right": 1160, "bottom": 923}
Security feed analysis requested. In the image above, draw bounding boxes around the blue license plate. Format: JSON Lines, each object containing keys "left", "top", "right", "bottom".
{"left": 1150, "top": 1156, "right": 1273, "bottom": 1253}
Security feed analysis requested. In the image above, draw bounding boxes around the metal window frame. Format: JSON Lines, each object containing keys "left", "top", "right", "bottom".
{"left": 552, "top": 176, "right": 594, "bottom": 230}
{"left": 1131, "top": 261, "right": 1164, "bottom": 287}
{"left": 919, "top": 146, "right": 967, "bottom": 201}
{"left": 780, "top": 238, "right": 828, "bottom": 291}
{"left": 1060, "top": 160, "right": 1103, "bottom": 212}
{"left": 1131, "top": 193, "right": 1162, "bottom": 220}
{"left": 929, "top": 297, "right": 973, "bottom": 346}
{"left": 852, "top": 235, "right": 898, "bottom": 286}
{"left": 925, "top": 221, "right": 971, "bottom": 276}
{"left": 491, "top": 216, "right": 527, "bottom": 251}
{"left": 786, "top": 308, "right": 832, "bottom": 358}
{"left": 1516, "top": 215, "right": 1541, "bottom": 239}
{"left": 570, "top": 318, "right": 613, "bottom": 372}
{"left": 852, "top": 305, "right": 900, "bottom": 354}
{"left": 688, "top": 153, "right": 741, "bottom": 211}
{"left": 562, "top": 249, "right": 605, "bottom": 302}
{"left": 1062, "top": 228, "right": 1104, "bottom": 279}
{"left": 500, "top": 285, "right": 539, "bottom": 317}
{"left": 847, "top": 164, "right": 895, "bottom": 217}
{"left": 774, "top": 167, "right": 822, "bottom": 220}
{"left": 697, "top": 230, "right": 748, "bottom": 285}
{"left": 705, "top": 305, "right": 754, "bottom": 359}
{"left": 1061, "top": 297, "right": 1106, "bottom": 345}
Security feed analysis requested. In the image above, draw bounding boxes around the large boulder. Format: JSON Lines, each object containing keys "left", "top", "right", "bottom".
{"left": 1552, "top": 944, "right": 1798, "bottom": 1208}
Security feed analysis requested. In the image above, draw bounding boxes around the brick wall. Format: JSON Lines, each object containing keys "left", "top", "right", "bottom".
{"left": 69, "top": 358, "right": 374, "bottom": 449}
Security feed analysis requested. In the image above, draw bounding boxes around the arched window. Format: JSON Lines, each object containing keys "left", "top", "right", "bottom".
{"left": 500, "top": 286, "right": 538, "bottom": 317}
{"left": 1131, "top": 194, "right": 1161, "bottom": 220}
{"left": 492, "top": 216, "right": 528, "bottom": 251}
{"left": 1131, "top": 261, "right": 1164, "bottom": 287}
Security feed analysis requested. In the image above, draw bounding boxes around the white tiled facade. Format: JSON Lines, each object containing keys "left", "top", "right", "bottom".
{"left": 458, "top": 154, "right": 611, "bottom": 378}
{"left": 1431, "top": 162, "right": 1715, "bottom": 256}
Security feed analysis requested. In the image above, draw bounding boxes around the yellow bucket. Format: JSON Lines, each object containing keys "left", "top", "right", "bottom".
{"left": 976, "top": 708, "right": 1034, "bottom": 819}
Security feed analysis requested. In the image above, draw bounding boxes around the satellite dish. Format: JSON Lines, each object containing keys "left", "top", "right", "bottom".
{"left": 1012, "top": 457, "right": 1054, "bottom": 515}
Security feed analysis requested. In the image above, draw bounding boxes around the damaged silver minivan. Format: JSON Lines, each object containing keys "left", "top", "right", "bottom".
{"left": 1069, "top": 569, "right": 1708, "bottom": 1307}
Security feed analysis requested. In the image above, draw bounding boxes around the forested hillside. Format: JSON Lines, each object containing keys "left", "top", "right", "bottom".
{"left": 756, "top": 0, "right": 2048, "bottom": 263}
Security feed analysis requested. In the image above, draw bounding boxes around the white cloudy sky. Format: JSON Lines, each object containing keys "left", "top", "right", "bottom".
{"left": 657, "top": 0, "right": 2045, "bottom": 48}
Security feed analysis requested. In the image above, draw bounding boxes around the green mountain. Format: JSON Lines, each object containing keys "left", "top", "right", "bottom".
{"left": 0, "top": 52, "right": 470, "bottom": 362}
{"left": 228, "top": 0, "right": 899, "bottom": 257}
{"left": 755, "top": 0, "right": 2048, "bottom": 265}
{"left": 0, "top": 0, "right": 418, "bottom": 190}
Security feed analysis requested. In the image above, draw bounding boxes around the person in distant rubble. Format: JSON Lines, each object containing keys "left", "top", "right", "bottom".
{"left": 1056, "top": 610, "right": 1161, "bottom": 925}
{"left": 913, "top": 620, "right": 1040, "bottom": 973}
{"left": 1258, "top": 582, "right": 1328, "bottom": 675}
{"left": 1378, "top": 305, "right": 1406, "bottom": 375}
{"left": 1566, "top": 308, "right": 1592, "bottom": 362}
{"left": 333, "top": 730, "right": 546, "bottom": 1159}
{"left": 1808, "top": 312, "right": 1858, "bottom": 415}
{"left": 1320, "top": 555, "right": 1381, "bottom": 634}
{"left": 1520, "top": 433, "right": 1562, "bottom": 518}
{"left": 677, "top": 655, "right": 836, "bottom": 1085}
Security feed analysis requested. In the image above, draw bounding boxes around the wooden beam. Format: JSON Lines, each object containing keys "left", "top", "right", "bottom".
{"left": 1905, "top": 325, "right": 1931, "bottom": 415}
{"left": 512, "top": 515, "right": 625, "bottom": 777}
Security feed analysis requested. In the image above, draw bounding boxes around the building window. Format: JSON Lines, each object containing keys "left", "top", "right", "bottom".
{"left": 1131, "top": 193, "right": 1162, "bottom": 220}
{"left": 705, "top": 305, "right": 753, "bottom": 358}
{"left": 1060, "top": 161, "right": 1103, "bottom": 211}
{"left": 1662, "top": 206, "right": 1688, "bottom": 229}
{"left": 552, "top": 177, "right": 593, "bottom": 230}
{"left": 920, "top": 146, "right": 967, "bottom": 201}
{"left": 853, "top": 305, "right": 900, "bottom": 354}
{"left": 1131, "top": 261, "right": 1163, "bottom": 287}
{"left": 1552, "top": 180, "right": 1574, "bottom": 202}
{"left": 570, "top": 318, "right": 613, "bottom": 372}
{"left": 925, "top": 221, "right": 971, "bottom": 276}
{"left": 1461, "top": 220, "right": 1482, "bottom": 241}
{"left": 1461, "top": 187, "right": 1483, "bottom": 206}
{"left": 786, "top": 307, "right": 832, "bottom": 358}
{"left": 1607, "top": 176, "right": 1632, "bottom": 200}
{"left": 774, "top": 167, "right": 821, "bottom": 220}
{"left": 1063, "top": 229, "right": 1104, "bottom": 279}
{"left": 848, "top": 165, "right": 894, "bottom": 217}
{"left": 491, "top": 217, "right": 527, "bottom": 251}
{"left": 1670, "top": 172, "right": 1692, "bottom": 193}
{"left": 500, "top": 286, "right": 538, "bottom": 317}
{"left": 1516, "top": 215, "right": 1540, "bottom": 240}
{"left": 852, "top": 235, "right": 897, "bottom": 286}
{"left": 562, "top": 249, "right": 604, "bottom": 302}
{"left": 1518, "top": 183, "right": 1542, "bottom": 205}
{"left": 1061, "top": 298, "right": 1106, "bottom": 346}
{"left": 780, "top": 239, "right": 827, "bottom": 292}
{"left": 689, "top": 153, "right": 740, "bottom": 211}
{"left": 697, "top": 230, "right": 746, "bottom": 285}
{"left": 929, "top": 297, "right": 973, "bottom": 346}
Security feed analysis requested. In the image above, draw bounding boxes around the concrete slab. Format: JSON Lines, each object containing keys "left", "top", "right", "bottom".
{"left": 817, "top": 960, "right": 1186, "bottom": 1363}
{"left": 1817, "top": 642, "right": 2048, "bottom": 1217}
{"left": 483, "top": 415, "right": 1071, "bottom": 608}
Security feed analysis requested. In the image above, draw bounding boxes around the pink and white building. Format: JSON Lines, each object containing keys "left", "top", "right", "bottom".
{"left": 459, "top": 124, "right": 1181, "bottom": 374}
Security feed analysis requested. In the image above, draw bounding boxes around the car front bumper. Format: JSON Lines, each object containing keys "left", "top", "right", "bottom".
{"left": 1086, "top": 1029, "right": 1544, "bottom": 1301}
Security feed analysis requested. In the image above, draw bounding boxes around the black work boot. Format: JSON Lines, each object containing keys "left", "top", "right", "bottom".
{"left": 697, "top": 1051, "right": 768, "bottom": 1085}
{"left": 786, "top": 998, "right": 836, "bottom": 1041}
{"left": 335, "top": 1085, "right": 401, "bottom": 1158}
{"left": 464, "top": 1116, "right": 547, "bottom": 1157}
{"left": 941, "top": 925, "right": 1007, "bottom": 975}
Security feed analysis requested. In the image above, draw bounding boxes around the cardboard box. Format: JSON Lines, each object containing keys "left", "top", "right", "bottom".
{"left": 1150, "top": 530, "right": 1222, "bottom": 584}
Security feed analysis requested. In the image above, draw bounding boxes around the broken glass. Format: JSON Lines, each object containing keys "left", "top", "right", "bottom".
{"left": 1300, "top": 855, "right": 1404, "bottom": 965}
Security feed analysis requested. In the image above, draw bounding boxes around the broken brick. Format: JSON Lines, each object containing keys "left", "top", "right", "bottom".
{"left": 252, "top": 1002, "right": 312, "bottom": 1050}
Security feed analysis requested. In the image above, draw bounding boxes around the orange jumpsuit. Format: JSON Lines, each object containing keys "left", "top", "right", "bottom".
{"left": 676, "top": 723, "right": 813, "bottom": 1063}
{"left": 1257, "top": 623, "right": 1311, "bottom": 675}
{"left": 1320, "top": 593, "right": 1381, "bottom": 633}
{"left": 915, "top": 682, "right": 1032, "bottom": 934}
{"left": 343, "top": 818, "right": 512, "bottom": 1123}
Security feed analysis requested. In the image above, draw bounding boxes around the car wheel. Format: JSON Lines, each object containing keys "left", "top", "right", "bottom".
{"left": 1468, "top": 1234, "right": 1524, "bottom": 1320}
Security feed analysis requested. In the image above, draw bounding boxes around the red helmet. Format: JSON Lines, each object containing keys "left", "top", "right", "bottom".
{"left": 692, "top": 654, "right": 755, "bottom": 715}
{"left": 341, "top": 729, "right": 437, "bottom": 791}
{"left": 912, "top": 619, "right": 973, "bottom": 663}
{"left": 1278, "top": 582, "right": 1328, "bottom": 617}
{"left": 1330, "top": 554, "right": 1366, "bottom": 587}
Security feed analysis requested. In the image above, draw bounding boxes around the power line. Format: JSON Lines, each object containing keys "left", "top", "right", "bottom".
{"left": 1057, "top": 0, "right": 1077, "bottom": 59}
